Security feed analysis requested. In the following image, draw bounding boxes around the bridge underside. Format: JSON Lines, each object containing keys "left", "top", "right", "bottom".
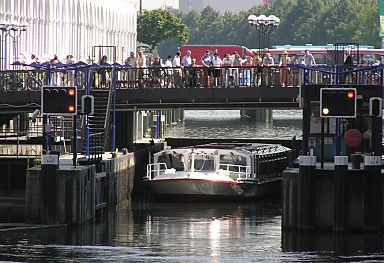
{"left": 0, "top": 87, "right": 299, "bottom": 113}
{"left": 114, "top": 87, "right": 299, "bottom": 110}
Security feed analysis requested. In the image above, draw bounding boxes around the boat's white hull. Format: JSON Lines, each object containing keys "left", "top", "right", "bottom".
{"left": 144, "top": 178, "right": 281, "bottom": 200}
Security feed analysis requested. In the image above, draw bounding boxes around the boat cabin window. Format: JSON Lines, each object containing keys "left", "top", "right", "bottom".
{"left": 158, "top": 153, "right": 185, "bottom": 171}
{"left": 220, "top": 154, "right": 247, "bottom": 166}
{"left": 219, "top": 154, "right": 247, "bottom": 171}
{"left": 194, "top": 154, "right": 214, "bottom": 171}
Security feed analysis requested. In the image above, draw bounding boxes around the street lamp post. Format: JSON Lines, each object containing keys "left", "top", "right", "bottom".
{"left": 0, "top": 20, "right": 28, "bottom": 70}
{"left": 248, "top": 14, "right": 280, "bottom": 57}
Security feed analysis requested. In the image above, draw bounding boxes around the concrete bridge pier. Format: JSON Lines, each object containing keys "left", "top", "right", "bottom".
{"left": 282, "top": 154, "right": 384, "bottom": 232}
{"left": 116, "top": 111, "right": 134, "bottom": 147}
{"left": 240, "top": 109, "right": 273, "bottom": 122}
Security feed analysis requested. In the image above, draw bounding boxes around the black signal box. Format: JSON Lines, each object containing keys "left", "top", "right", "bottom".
{"left": 320, "top": 87, "right": 356, "bottom": 118}
{"left": 42, "top": 86, "right": 77, "bottom": 115}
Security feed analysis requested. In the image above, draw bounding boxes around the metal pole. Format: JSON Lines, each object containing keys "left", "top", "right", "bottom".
{"left": 43, "top": 66, "right": 52, "bottom": 153}
{"left": 0, "top": 31, "right": 3, "bottom": 70}
{"left": 85, "top": 69, "right": 90, "bottom": 156}
{"left": 43, "top": 115, "right": 50, "bottom": 153}
{"left": 156, "top": 110, "right": 161, "bottom": 139}
{"left": 3, "top": 32, "right": 7, "bottom": 70}
{"left": 73, "top": 114, "right": 77, "bottom": 167}
{"left": 111, "top": 66, "right": 116, "bottom": 153}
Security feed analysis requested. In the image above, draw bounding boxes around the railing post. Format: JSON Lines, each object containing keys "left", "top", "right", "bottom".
{"left": 111, "top": 65, "right": 116, "bottom": 154}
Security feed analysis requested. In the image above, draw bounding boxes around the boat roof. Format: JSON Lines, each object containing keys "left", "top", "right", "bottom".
{"left": 184, "top": 143, "right": 290, "bottom": 153}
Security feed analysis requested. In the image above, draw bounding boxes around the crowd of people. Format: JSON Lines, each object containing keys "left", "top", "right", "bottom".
{"left": 118, "top": 49, "right": 320, "bottom": 88}
{"left": 14, "top": 48, "right": 343, "bottom": 89}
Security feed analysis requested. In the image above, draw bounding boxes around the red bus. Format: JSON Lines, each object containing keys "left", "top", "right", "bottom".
{"left": 179, "top": 45, "right": 253, "bottom": 65}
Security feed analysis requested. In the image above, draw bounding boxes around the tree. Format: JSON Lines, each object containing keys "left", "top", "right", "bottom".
{"left": 137, "top": 9, "right": 189, "bottom": 49}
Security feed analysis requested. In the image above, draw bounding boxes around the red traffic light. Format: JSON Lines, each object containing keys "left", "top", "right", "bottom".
{"left": 346, "top": 91, "right": 355, "bottom": 99}
{"left": 68, "top": 89, "right": 75, "bottom": 96}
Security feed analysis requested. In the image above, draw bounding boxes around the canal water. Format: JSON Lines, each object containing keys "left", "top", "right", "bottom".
{"left": 165, "top": 110, "right": 303, "bottom": 140}
{"left": 1, "top": 110, "right": 384, "bottom": 262}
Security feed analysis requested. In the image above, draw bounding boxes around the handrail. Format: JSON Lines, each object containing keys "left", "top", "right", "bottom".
{"left": 27, "top": 147, "right": 41, "bottom": 168}
{"left": 103, "top": 85, "right": 113, "bottom": 151}
{"left": 145, "top": 162, "right": 168, "bottom": 180}
{"left": 216, "top": 163, "right": 252, "bottom": 181}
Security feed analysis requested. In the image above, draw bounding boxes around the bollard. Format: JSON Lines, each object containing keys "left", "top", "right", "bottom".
{"left": 363, "top": 155, "right": 382, "bottom": 232}
{"left": 333, "top": 156, "right": 348, "bottom": 232}
{"left": 298, "top": 155, "right": 316, "bottom": 230}
{"left": 351, "top": 153, "right": 362, "bottom": 169}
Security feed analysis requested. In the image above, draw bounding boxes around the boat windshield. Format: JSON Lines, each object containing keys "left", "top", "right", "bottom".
{"left": 158, "top": 153, "right": 185, "bottom": 171}
{"left": 194, "top": 154, "right": 214, "bottom": 171}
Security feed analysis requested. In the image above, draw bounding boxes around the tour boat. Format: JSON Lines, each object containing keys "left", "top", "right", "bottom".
{"left": 144, "top": 143, "right": 292, "bottom": 200}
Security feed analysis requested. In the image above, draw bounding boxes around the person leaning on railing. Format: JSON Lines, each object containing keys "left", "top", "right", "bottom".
{"left": 262, "top": 53, "right": 274, "bottom": 86}
{"left": 222, "top": 53, "right": 233, "bottom": 87}
{"left": 200, "top": 50, "right": 212, "bottom": 87}
{"left": 124, "top": 51, "right": 137, "bottom": 88}
{"left": 188, "top": 58, "right": 200, "bottom": 88}
{"left": 242, "top": 55, "right": 253, "bottom": 86}
{"left": 172, "top": 51, "right": 182, "bottom": 88}
{"left": 137, "top": 51, "right": 146, "bottom": 88}
{"left": 181, "top": 50, "right": 192, "bottom": 87}
{"left": 163, "top": 55, "right": 173, "bottom": 88}
{"left": 151, "top": 56, "right": 162, "bottom": 87}
{"left": 279, "top": 50, "right": 290, "bottom": 87}
{"left": 253, "top": 52, "right": 263, "bottom": 86}
{"left": 211, "top": 53, "right": 222, "bottom": 87}
{"left": 232, "top": 52, "right": 242, "bottom": 86}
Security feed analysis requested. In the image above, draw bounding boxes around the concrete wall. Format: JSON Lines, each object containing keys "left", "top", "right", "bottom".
{"left": 112, "top": 153, "right": 135, "bottom": 205}
{"left": 26, "top": 164, "right": 95, "bottom": 225}
{"left": 26, "top": 152, "right": 135, "bottom": 225}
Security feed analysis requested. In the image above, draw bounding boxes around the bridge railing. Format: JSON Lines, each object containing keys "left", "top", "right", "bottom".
{"left": 115, "top": 65, "right": 302, "bottom": 89}
{"left": 0, "top": 64, "right": 381, "bottom": 92}
{"left": 297, "top": 64, "right": 383, "bottom": 86}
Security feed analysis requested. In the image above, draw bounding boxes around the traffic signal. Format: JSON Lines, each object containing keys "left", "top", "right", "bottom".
{"left": 42, "top": 86, "right": 77, "bottom": 115}
{"left": 81, "top": 95, "right": 94, "bottom": 115}
{"left": 320, "top": 87, "right": 356, "bottom": 118}
{"left": 369, "top": 97, "right": 383, "bottom": 117}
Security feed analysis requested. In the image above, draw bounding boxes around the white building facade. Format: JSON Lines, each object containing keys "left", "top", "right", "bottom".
{"left": 0, "top": 0, "right": 138, "bottom": 68}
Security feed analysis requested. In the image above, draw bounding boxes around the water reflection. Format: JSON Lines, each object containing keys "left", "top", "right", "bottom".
{"left": 1, "top": 197, "right": 384, "bottom": 262}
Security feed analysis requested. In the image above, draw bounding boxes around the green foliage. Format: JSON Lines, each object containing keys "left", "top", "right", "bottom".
{"left": 176, "top": 0, "right": 381, "bottom": 48}
{"left": 137, "top": 9, "right": 189, "bottom": 49}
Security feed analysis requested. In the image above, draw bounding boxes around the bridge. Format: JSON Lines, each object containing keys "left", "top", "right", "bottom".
{"left": 0, "top": 63, "right": 381, "bottom": 160}
{"left": 0, "top": 66, "right": 302, "bottom": 112}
